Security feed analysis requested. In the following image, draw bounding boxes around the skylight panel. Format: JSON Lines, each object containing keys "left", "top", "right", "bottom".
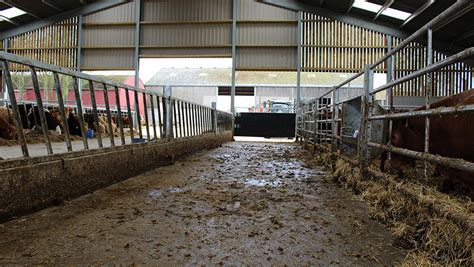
{"left": 0, "top": 7, "right": 26, "bottom": 19}
{"left": 382, "top": 8, "right": 411, "bottom": 20}
{"left": 352, "top": 0, "right": 412, "bottom": 21}
{"left": 352, "top": 0, "right": 382, "bottom": 13}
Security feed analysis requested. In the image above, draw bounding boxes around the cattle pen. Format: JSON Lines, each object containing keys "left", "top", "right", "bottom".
{"left": 0, "top": 0, "right": 473, "bottom": 265}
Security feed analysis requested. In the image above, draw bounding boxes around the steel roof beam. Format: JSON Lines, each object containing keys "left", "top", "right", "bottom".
{"left": 42, "top": 0, "right": 64, "bottom": 12}
{"left": 346, "top": 0, "right": 355, "bottom": 13}
{"left": 260, "top": 0, "right": 471, "bottom": 64}
{"left": 262, "top": 0, "right": 409, "bottom": 39}
{"left": 0, "top": 15, "right": 18, "bottom": 25}
{"left": 400, "top": 0, "right": 435, "bottom": 28}
{"left": 0, "top": 0, "right": 129, "bottom": 40}
{"left": 374, "top": 0, "right": 394, "bottom": 21}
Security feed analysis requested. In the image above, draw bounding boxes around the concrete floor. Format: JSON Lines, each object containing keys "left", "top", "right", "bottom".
{"left": 0, "top": 142, "right": 406, "bottom": 265}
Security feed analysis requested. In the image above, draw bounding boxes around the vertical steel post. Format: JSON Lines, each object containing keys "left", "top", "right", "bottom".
{"left": 192, "top": 104, "right": 197, "bottom": 136}
{"left": 2, "top": 40, "right": 8, "bottom": 100}
{"left": 212, "top": 102, "right": 217, "bottom": 134}
{"left": 142, "top": 92, "right": 150, "bottom": 141}
{"left": 73, "top": 77, "right": 88, "bottom": 149}
{"left": 134, "top": 90, "right": 143, "bottom": 140}
{"left": 230, "top": 0, "right": 237, "bottom": 115}
{"left": 172, "top": 99, "right": 178, "bottom": 138}
{"left": 114, "top": 86, "right": 125, "bottom": 145}
{"left": 2, "top": 60, "right": 28, "bottom": 157}
{"left": 133, "top": 0, "right": 142, "bottom": 134}
{"left": 296, "top": 11, "right": 302, "bottom": 110}
{"left": 185, "top": 102, "right": 191, "bottom": 137}
{"left": 102, "top": 83, "right": 115, "bottom": 146}
{"left": 125, "top": 88, "right": 134, "bottom": 142}
{"left": 387, "top": 36, "right": 394, "bottom": 161}
{"left": 149, "top": 94, "right": 157, "bottom": 140}
{"left": 30, "top": 67, "right": 53, "bottom": 154}
{"left": 331, "top": 90, "right": 336, "bottom": 149}
{"left": 77, "top": 15, "right": 84, "bottom": 107}
{"left": 88, "top": 81, "right": 102, "bottom": 148}
{"left": 178, "top": 101, "right": 184, "bottom": 137}
{"left": 156, "top": 95, "right": 163, "bottom": 139}
{"left": 424, "top": 29, "right": 433, "bottom": 178}
{"left": 164, "top": 86, "right": 173, "bottom": 140}
{"left": 134, "top": 0, "right": 141, "bottom": 88}
{"left": 53, "top": 73, "right": 72, "bottom": 152}
{"left": 359, "top": 64, "right": 374, "bottom": 173}
{"left": 313, "top": 99, "right": 319, "bottom": 145}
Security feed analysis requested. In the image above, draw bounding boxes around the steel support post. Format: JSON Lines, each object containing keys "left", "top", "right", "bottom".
{"left": 3, "top": 39, "right": 8, "bottom": 100}
{"left": 125, "top": 89, "right": 134, "bottom": 141}
{"left": 30, "top": 67, "right": 53, "bottom": 154}
{"left": 103, "top": 84, "right": 115, "bottom": 146}
{"left": 88, "top": 80, "right": 103, "bottom": 148}
{"left": 164, "top": 86, "right": 173, "bottom": 140}
{"left": 230, "top": 0, "right": 237, "bottom": 115}
{"left": 114, "top": 86, "right": 126, "bottom": 145}
{"left": 359, "top": 64, "right": 374, "bottom": 173}
{"left": 387, "top": 35, "right": 394, "bottom": 161}
{"left": 296, "top": 11, "right": 302, "bottom": 109}
{"left": 212, "top": 102, "right": 217, "bottom": 134}
{"left": 54, "top": 73, "right": 72, "bottom": 151}
{"left": 424, "top": 28, "right": 433, "bottom": 178}
{"left": 134, "top": 0, "right": 141, "bottom": 131}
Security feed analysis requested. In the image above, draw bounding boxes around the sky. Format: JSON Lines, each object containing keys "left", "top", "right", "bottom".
{"left": 84, "top": 58, "right": 232, "bottom": 84}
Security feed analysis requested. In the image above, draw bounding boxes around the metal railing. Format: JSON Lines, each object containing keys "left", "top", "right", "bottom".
{"left": 296, "top": 0, "right": 474, "bottom": 176}
{"left": 0, "top": 52, "right": 233, "bottom": 159}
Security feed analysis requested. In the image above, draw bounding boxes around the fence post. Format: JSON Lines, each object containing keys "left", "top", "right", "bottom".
{"left": 164, "top": 85, "right": 173, "bottom": 140}
{"left": 212, "top": 102, "right": 217, "bottom": 134}
{"left": 331, "top": 90, "right": 336, "bottom": 150}
{"left": 359, "top": 64, "right": 374, "bottom": 173}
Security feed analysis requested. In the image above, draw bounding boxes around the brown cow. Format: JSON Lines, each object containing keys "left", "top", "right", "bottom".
{"left": 386, "top": 89, "right": 474, "bottom": 194}
{"left": 0, "top": 107, "right": 17, "bottom": 140}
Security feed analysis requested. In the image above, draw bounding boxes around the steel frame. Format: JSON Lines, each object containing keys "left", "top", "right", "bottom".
{"left": 0, "top": 52, "right": 233, "bottom": 159}
{"left": 296, "top": 0, "right": 474, "bottom": 176}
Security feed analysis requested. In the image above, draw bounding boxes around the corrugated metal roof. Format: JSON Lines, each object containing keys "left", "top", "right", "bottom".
{"left": 145, "top": 68, "right": 364, "bottom": 87}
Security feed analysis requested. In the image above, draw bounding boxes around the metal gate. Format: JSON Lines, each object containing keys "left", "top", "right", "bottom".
{"left": 234, "top": 112, "right": 296, "bottom": 138}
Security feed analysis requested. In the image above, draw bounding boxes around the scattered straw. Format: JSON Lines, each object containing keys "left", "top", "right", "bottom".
{"left": 303, "top": 147, "right": 473, "bottom": 266}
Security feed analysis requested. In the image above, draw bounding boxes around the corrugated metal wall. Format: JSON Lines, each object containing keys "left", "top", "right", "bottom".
{"left": 82, "top": 1, "right": 136, "bottom": 70}
{"left": 140, "top": 0, "right": 232, "bottom": 58}
{"left": 79, "top": 0, "right": 298, "bottom": 70}
{"left": 236, "top": 0, "right": 297, "bottom": 71}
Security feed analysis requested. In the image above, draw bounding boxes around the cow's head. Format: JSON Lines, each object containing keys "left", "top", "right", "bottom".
{"left": 389, "top": 118, "right": 419, "bottom": 170}
{"left": 1, "top": 124, "right": 17, "bottom": 140}
{"left": 52, "top": 110, "right": 62, "bottom": 126}
{"left": 7, "top": 125, "right": 17, "bottom": 140}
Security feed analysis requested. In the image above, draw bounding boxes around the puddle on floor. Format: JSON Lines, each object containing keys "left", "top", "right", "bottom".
{"left": 148, "top": 189, "right": 162, "bottom": 199}
{"left": 244, "top": 178, "right": 282, "bottom": 187}
{"left": 168, "top": 187, "right": 183, "bottom": 193}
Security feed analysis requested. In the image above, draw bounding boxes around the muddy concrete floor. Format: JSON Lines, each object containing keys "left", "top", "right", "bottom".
{"left": 0, "top": 142, "right": 406, "bottom": 265}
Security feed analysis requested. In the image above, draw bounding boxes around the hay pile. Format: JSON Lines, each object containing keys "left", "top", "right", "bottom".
{"left": 305, "top": 148, "right": 473, "bottom": 266}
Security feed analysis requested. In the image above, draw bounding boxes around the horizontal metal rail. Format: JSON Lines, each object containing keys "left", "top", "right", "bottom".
{"left": 0, "top": 52, "right": 233, "bottom": 159}
{"left": 0, "top": 52, "right": 161, "bottom": 96}
{"left": 308, "top": 0, "right": 472, "bottom": 101}
{"left": 371, "top": 47, "right": 474, "bottom": 95}
{"left": 367, "top": 142, "right": 474, "bottom": 173}
{"left": 369, "top": 104, "right": 474, "bottom": 120}
{"left": 296, "top": 0, "right": 474, "bottom": 194}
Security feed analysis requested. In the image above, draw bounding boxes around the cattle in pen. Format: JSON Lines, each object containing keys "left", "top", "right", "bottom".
{"left": 0, "top": 107, "right": 17, "bottom": 140}
{"left": 384, "top": 89, "right": 474, "bottom": 192}
{"left": 27, "top": 106, "right": 61, "bottom": 135}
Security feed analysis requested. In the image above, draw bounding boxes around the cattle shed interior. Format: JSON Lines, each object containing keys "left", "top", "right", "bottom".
{"left": 0, "top": 0, "right": 473, "bottom": 265}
